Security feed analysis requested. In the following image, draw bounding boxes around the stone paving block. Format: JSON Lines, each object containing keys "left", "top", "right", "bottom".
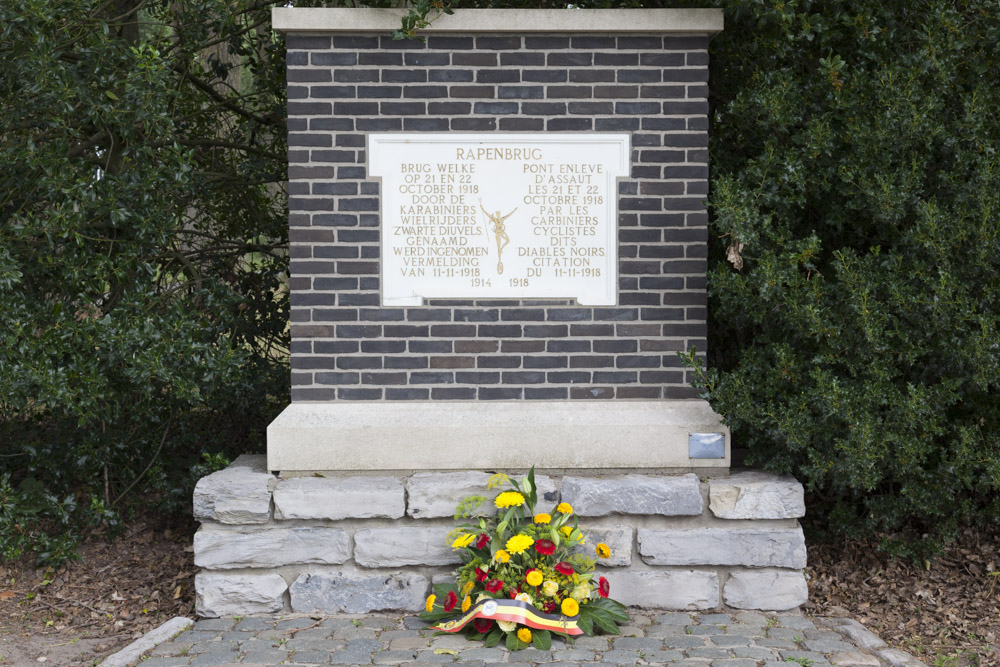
{"left": 295, "top": 648, "right": 339, "bottom": 662}
{"left": 187, "top": 654, "right": 239, "bottom": 666}
{"left": 570, "top": 635, "right": 612, "bottom": 650}
{"left": 732, "top": 646, "right": 779, "bottom": 660}
{"left": 375, "top": 649, "right": 419, "bottom": 664}
{"left": 332, "top": 625, "right": 380, "bottom": 640}
{"left": 362, "top": 615, "right": 401, "bottom": 630}
{"left": 710, "top": 635, "right": 753, "bottom": 647}
{"left": 780, "top": 649, "right": 830, "bottom": 662}
{"left": 235, "top": 617, "right": 274, "bottom": 631}
{"left": 640, "top": 649, "right": 684, "bottom": 663}
{"left": 414, "top": 649, "right": 460, "bottom": 662}
{"left": 273, "top": 475, "right": 405, "bottom": 520}
{"left": 832, "top": 622, "right": 887, "bottom": 653}
{"left": 456, "top": 647, "right": 507, "bottom": 661}
{"left": 355, "top": 526, "right": 461, "bottom": 567}
{"left": 689, "top": 624, "right": 724, "bottom": 635}
{"left": 612, "top": 636, "right": 662, "bottom": 651}
{"left": 766, "top": 627, "right": 804, "bottom": 641}
{"left": 654, "top": 611, "right": 694, "bottom": 626}
{"left": 391, "top": 636, "right": 431, "bottom": 651}
{"left": 724, "top": 623, "right": 763, "bottom": 636}
{"left": 644, "top": 624, "right": 688, "bottom": 638}
{"left": 661, "top": 635, "right": 707, "bottom": 649}
{"left": 562, "top": 474, "right": 703, "bottom": 516}
{"left": 711, "top": 660, "right": 757, "bottom": 667}
{"left": 806, "top": 628, "right": 847, "bottom": 640}
{"left": 775, "top": 614, "right": 815, "bottom": 629}
{"left": 735, "top": 611, "right": 767, "bottom": 625}
{"left": 151, "top": 641, "right": 194, "bottom": 656}
{"left": 193, "top": 618, "right": 236, "bottom": 631}
{"left": 321, "top": 617, "right": 357, "bottom": 629}
{"left": 830, "top": 650, "right": 881, "bottom": 666}
{"left": 193, "top": 454, "right": 273, "bottom": 524}
{"left": 600, "top": 649, "right": 641, "bottom": 665}
{"left": 615, "top": 625, "right": 643, "bottom": 637}
{"left": 553, "top": 648, "right": 598, "bottom": 661}
{"left": 239, "top": 645, "right": 291, "bottom": 663}
{"left": 806, "top": 638, "right": 857, "bottom": 653}
{"left": 135, "top": 658, "right": 191, "bottom": 667}
{"left": 757, "top": 638, "right": 798, "bottom": 649}
{"left": 877, "top": 648, "right": 928, "bottom": 666}
{"left": 688, "top": 646, "right": 734, "bottom": 659}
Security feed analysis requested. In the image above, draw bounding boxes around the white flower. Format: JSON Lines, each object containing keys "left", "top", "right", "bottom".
{"left": 542, "top": 580, "right": 559, "bottom": 597}
{"left": 571, "top": 583, "right": 592, "bottom": 601}
{"left": 515, "top": 592, "right": 534, "bottom": 606}
{"left": 497, "top": 620, "right": 517, "bottom": 632}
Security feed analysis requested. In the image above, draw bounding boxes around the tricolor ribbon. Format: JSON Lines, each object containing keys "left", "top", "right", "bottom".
{"left": 433, "top": 598, "right": 584, "bottom": 636}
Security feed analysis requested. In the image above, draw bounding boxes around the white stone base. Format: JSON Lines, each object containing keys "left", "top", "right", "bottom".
{"left": 266, "top": 400, "right": 729, "bottom": 472}
{"left": 193, "top": 457, "right": 808, "bottom": 616}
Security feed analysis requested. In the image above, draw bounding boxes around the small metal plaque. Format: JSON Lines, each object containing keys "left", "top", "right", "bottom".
{"left": 688, "top": 432, "right": 725, "bottom": 459}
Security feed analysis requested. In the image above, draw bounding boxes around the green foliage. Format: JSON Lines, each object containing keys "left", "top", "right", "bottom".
{"left": 0, "top": 0, "right": 289, "bottom": 562}
{"left": 697, "top": 0, "right": 1000, "bottom": 556}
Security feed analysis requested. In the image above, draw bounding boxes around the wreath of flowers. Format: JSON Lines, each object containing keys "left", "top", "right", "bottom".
{"left": 419, "top": 468, "right": 629, "bottom": 651}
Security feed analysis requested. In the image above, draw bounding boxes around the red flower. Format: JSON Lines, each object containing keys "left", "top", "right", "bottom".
{"left": 534, "top": 539, "right": 556, "bottom": 556}
{"left": 474, "top": 533, "right": 490, "bottom": 549}
{"left": 473, "top": 618, "right": 494, "bottom": 633}
{"left": 598, "top": 576, "right": 610, "bottom": 598}
{"left": 543, "top": 601, "right": 557, "bottom": 614}
{"left": 485, "top": 579, "right": 503, "bottom": 593}
{"left": 443, "top": 590, "right": 458, "bottom": 612}
{"left": 474, "top": 567, "right": 489, "bottom": 582}
{"left": 555, "top": 562, "right": 574, "bottom": 576}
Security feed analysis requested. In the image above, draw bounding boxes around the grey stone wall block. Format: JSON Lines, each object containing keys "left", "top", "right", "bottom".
{"left": 290, "top": 571, "right": 429, "bottom": 613}
{"left": 194, "top": 525, "right": 350, "bottom": 569}
{"left": 406, "top": 471, "right": 558, "bottom": 518}
{"left": 195, "top": 572, "right": 287, "bottom": 618}
{"left": 708, "top": 471, "right": 805, "bottom": 519}
{"left": 193, "top": 454, "right": 273, "bottom": 524}
{"left": 638, "top": 527, "right": 807, "bottom": 568}
{"left": 574, "top": 526, "right": 633, "bottom": 567}
{"left": 273, "top": 475, "right": 405, "bottom": 520}
{"left": 562, "top": 474, "right": 703, "bottom": 516}
{"left": 722, "top": 569, "right": 808, "bottom": 610}
{"left": 610, "top": 570, "right": 719, "bottom": 610}
{"left": 354, "top": 527, "right": 461, "bottom": 567}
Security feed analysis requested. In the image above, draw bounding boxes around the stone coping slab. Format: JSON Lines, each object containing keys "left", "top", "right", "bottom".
{"left": 266, "top": 400, "right": 730, "bottom": 471}
{"left": 126, "top": 611, "right": 926, "bottom": 667}
{"left": 272, "top": 8, "right": 724, "bottom": 35}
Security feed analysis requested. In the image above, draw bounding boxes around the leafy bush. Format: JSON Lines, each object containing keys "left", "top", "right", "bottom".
{"left": 0, "top": 0, "right": 288, "bottom": 561}
{"left": 696, "top": 0, "right": 1000, "bottom": 556}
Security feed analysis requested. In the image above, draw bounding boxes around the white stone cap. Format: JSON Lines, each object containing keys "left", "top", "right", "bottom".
{"left": 272, "top": 8, "right": 724, "bottom": 35}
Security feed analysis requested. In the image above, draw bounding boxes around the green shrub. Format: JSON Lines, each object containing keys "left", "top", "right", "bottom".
{"left": 696, "top": 0, "right": 1000, "bottom": 556}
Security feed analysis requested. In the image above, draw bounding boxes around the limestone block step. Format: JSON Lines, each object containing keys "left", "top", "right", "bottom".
{"left": 273, "top": 475, "right": 405, "bottom": 520}
{"left": 708, "top": 471, "right": 805, "bottom": 519}
{"left": 290, "top": 571, "right": 429, "bottom": 613}
{"left": 638, "top": 527, "right": 807, "bottom": 568}
{"left": 610, "top": 570, "right": 719, "bottom": 610}
{"left": 562, "top": 474, "right": 703, "bottom": 517}
{"left": 194, "top": 525, "right": 350, "bottom": 569}
{"left": 722, "top": 569, "right": 808, "bottom": 610}
{"left": 406, "top": 471, "right": 558, "bottom": 519}
{"left": 354, "top": 527, "right": 461, "bottom": 567}
{"left": 193, "top": 455, "right": 273, "bottom": 524}
{"left": 195, "top": 572, "right": 287, "bottom": 618}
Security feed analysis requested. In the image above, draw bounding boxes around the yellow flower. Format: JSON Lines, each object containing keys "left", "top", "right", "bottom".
{"left": 596, "top": 543, "right": 611, "bottom": 559}
{"left": 542, "top": 580, "right": 559, "bottom": 597}
{"left": 451, "top": 533, "right": 475, "bottom": 549}
{"left": 462, "top": 581, "right": 474, "bottom": 596}
{"left": 462, "top": 595, "right": 471, "bottom": 612}
{"left": 556, "top": 502, "right": 573, "bottom": 515}
{"left": 525, "top": 570, "right": 543, "bottom": 587}
{"left": 517, "top": 627, "right": 532, "bottom": 643}
{"left": 495, "top": 491, "right": 526, "bottom": 508}
{"left": 560, "top": 526, "right": 583, "bottom": 543}
{"left": 505, "top": 534, "right": 534, "bottom": 555}
{"left": 425, "top": 594, "right": 436, "bottom": 612}
{"left": 561, "top": 597, "right": 580, "bottom": 616}
{"left": 571, "top": 583, "right": 592, "bottom": 601}
{"left": 493, "top": 549, "right": 511, "bottom": 564}
{"left": 533, "top": 513, "right": 551, "bottom": 524}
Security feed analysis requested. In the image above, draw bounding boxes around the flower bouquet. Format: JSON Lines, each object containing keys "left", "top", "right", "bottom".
{"left": 419, "top": 468, "right": 629, "bottom": 651}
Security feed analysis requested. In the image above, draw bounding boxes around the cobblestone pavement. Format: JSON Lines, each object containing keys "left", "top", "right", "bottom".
{"left": 133, "top": 611, "right": 925, "bottom": 667}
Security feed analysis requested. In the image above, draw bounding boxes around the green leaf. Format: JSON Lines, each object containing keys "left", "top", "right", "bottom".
{"left": 531, "top": 629, "right": 551, "bottom": 650}
{"left": 484, "top": 627, "right": 503, "bottom": 648}
{"left": 505, "top": 630, "right": 519, "bottom": 651}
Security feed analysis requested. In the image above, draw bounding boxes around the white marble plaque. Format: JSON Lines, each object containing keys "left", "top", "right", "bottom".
{"left": 369, "top": 133, "right": 629, "bottom": 306}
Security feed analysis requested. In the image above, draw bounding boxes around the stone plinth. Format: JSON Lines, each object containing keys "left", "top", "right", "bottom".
{"left": 193, "top": 457, "right": 808, "bottom": 616}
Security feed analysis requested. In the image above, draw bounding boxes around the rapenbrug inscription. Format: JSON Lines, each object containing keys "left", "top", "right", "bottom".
{"left": 369, "top": 134, "right": 629, "bottom": 306}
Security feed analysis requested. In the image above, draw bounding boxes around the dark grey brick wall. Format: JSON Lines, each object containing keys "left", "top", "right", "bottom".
{"left": 285, "top": 33, "right": 710, "bottom": 402}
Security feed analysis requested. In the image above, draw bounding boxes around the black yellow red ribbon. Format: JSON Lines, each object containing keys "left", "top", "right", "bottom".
{"left": 433, "top": 598, "right": 583, "bottom": 636}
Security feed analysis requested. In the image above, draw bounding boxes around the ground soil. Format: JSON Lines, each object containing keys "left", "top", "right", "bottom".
{"left": 0, "top": 517, "right": 998, "bottom": 666}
